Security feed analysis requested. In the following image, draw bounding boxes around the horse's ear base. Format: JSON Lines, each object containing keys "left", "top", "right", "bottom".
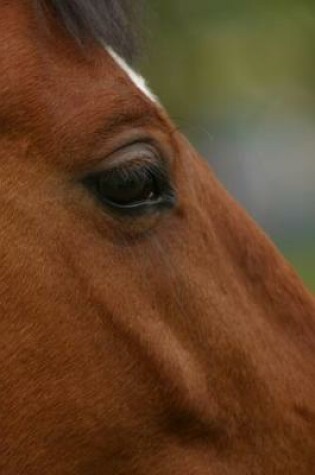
{"left": 37, "top": 0, "right": 143, "bottom": 63}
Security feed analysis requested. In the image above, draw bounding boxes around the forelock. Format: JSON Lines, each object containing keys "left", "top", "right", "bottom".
{"left": 38, "top": 0, "right": 141, "bottom": 62}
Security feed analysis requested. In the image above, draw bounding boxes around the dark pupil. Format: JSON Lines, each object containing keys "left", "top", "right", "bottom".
{"left": 98, "top": 170, "right": 156, "bottom": 206}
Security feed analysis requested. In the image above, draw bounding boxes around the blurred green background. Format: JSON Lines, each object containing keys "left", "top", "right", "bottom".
{"left": 140, "top": 0, "right": 315, "bottom": 291}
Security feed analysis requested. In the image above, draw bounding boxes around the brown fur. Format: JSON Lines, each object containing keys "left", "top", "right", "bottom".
{"left": 0, "top": 1, "right": 315, "bottom": 473}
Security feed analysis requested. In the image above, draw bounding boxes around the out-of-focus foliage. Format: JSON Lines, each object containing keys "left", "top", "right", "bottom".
{"left": 141, "top": 1, "right": 315, "bottom": 291}
{"left": 143, "top": 0, "right": 315, "bottom": 122}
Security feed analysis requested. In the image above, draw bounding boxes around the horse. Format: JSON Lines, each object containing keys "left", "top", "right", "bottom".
{"left": 0, "top": 1, "right": 314, "bottom": 473}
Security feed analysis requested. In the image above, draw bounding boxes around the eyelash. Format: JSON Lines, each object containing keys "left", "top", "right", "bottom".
{"left": 109, "top": 160, "right": 165, "bottom": 183}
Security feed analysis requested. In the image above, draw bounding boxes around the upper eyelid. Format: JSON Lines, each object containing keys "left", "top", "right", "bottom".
{"left": 86, "top": 159, "right": 169, "bottom": 191}
{"left": 89, "top": 142, "right": 165, "bottom": 174}
{"left": 80, "top": 143, "right": 171, "bottom": 197}
{"left": 74, "top": 130, "right": 176, "bottom": 182}
{"left": 107, "top": 138, "right": 156, "bottom": 156}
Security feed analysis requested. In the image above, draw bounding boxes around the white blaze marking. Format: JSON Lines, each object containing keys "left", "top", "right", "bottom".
{"left": 107, "top": 47, "right": 158, "bottom": 103}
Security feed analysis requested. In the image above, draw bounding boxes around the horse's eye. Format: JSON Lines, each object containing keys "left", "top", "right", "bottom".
{"left": 98, "top": 167, "right": 158, "bottom": 205}
{"left": 82, "top": 144, "right": 176, "bottom": 216}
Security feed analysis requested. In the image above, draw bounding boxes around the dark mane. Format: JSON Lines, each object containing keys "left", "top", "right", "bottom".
{"left": 38, "top": 0, "right": 141, "bottom": 62}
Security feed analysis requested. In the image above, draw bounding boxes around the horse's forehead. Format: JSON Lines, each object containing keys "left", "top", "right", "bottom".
{"left": 0, "top": 3, "right": 166, "bottom": 163}
{"left": 0, "top": 2, "right": 155, "bottom": 105}
{"left": 106, "top": 47, "right": 157, "bottom": 103}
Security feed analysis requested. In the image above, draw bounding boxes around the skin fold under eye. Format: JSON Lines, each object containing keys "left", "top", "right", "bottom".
{"left": 82, "top": 143, "right": 176, "bottom": 216}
